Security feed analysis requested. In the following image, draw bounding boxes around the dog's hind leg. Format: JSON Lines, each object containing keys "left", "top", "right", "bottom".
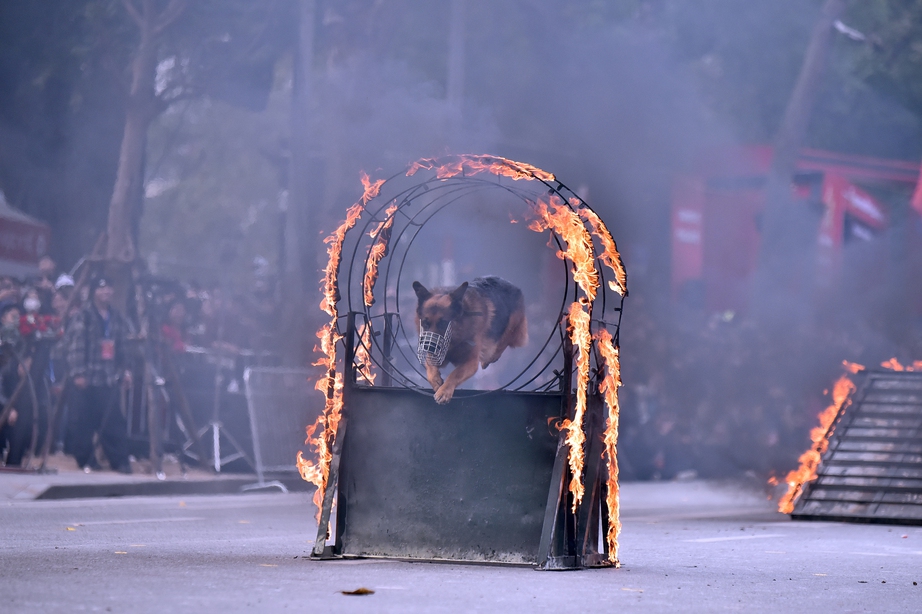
{"left": 479, "top": 340, "right": 500, "bottom": 369}
{"left": 481, "top": 310, "right": 528, "bottom": 369}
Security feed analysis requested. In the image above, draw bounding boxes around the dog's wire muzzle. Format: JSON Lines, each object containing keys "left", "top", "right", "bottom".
{"left": 417, "top": 322, "right": 452, "bottom": 366}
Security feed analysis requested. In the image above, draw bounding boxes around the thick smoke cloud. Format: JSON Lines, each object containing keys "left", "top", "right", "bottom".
{"left": 138, "top": 2, "right": 922, "bottom": 482}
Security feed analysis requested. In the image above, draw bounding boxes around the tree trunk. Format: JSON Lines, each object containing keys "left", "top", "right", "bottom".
{"left": 283, "top": 0, "right": 317, "bottom": 362}
{"left": 107, "top": 24, "right": 158, "bottom": 264}
{"left": 753, "top": 0, "right": 846, "bottom": 321}
{"left": 290, "top": 0, "right": 316, "bottom": 297}
{"left": 103, "top": 0, "right": 186, "bottom": 313}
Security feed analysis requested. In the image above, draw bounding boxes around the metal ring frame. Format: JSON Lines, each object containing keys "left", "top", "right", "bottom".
{"left": 334, "top": 158, "right": 626, "bottom": 398}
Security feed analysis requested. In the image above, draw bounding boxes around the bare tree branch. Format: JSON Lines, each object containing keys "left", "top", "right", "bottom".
{"left": 152, "top": 0, "right": 188, "bottom": 38}
{"left": 155, "top": 87, "right": 197, "bottom": 113}
{"left": 121, "top": 0, "right": 144, "bottom": 27}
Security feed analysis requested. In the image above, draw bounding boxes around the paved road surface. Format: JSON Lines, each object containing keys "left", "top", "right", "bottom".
{"left": 2, "top": 480, "right": 920, "bottom": 612}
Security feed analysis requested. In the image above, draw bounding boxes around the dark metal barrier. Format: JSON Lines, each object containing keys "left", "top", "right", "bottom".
{"left": 306, "top": 157, "right": 627, "bottom": 569}
{"left": 312, "top": 314, "right": 614, "bottom": 569}
{"left": 333, "top": 387, "right": 561, "bottom": 564}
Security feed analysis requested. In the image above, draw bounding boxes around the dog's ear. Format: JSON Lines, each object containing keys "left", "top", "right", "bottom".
{"left": 412, "top": 281, "right": 431, "bottom": 302}
{"left": 449, "top": 281, "right": 469, "bottom": 304}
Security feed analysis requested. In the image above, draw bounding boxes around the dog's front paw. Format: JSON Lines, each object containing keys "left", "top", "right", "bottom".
{"left": 433, "top": 384, "right": 454, "bottom": 404}
{"left": 428, "top": 374, "right": 444, "bottom": 391}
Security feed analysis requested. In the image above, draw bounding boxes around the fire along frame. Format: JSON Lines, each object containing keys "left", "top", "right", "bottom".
{"left": 301, "top": 155, "right": 627, "bottom": 569}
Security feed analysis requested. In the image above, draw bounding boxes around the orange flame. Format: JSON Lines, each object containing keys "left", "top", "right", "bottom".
{"left": 320, "top": 204, "right": 363, "bottom": 317}
{"left": 363, "top": 203, "right": 398, "bottom": 307}
{"left": 527, "top": 195, "right": 602, "bottom": 511}
{"left": 881, "top": 358, "right": 904, "bottom": 371}
{"left": 843, "top": 360, "right": 864, "bottom": 374}
{"left": 778, "top": 372, "right": 856, "bottom": 514}
{"left": 528, "top": 197, "right": 600, "bottom": 303}
{"left": 298, "top": 173, "right": 379, "bottom": 516}
{"left": 301, "top": 156, "right": 629, "bottom": 551}
{"left": 595, "top": 327, "right": 622, "bottom": 566}
{"left": 578, "top": 204, "right": 628, "bottom": 296}
{"left": 360, "top": 171, "right": 386, "bottom": 205}
{"left": 562, "top": 302, "right": 592, "bottom": 511}
{"left": 296, "top": 322, "right": 344, "bottom": 516}
{"left": 355, "top": 321, "right": 376, "bottom": 385}
{"left": 407, "top": 154, "right": 556, "bottom": 183}
{"left": 879, "top": 357, "right": 922, "bottom": 372}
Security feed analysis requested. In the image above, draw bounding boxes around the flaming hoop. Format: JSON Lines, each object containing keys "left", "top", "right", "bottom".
{"left": 297, "top": 154, "right": 628, "bottom": 566}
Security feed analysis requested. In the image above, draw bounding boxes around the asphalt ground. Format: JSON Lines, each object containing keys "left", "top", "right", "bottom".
{"left": 2, "top": 479, "right": 920, "bottom": 613}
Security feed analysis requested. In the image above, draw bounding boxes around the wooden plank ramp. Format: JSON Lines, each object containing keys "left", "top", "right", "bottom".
{"left": 792, "top": 370, "right": 922, "bottom": 525}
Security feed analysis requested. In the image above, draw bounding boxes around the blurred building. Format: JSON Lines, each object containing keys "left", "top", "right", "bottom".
{"left": 671, "top": 145, "right": 922, "bottom": 316}
{"left": 0, "top": 190, "right": 50, "bottom": 278}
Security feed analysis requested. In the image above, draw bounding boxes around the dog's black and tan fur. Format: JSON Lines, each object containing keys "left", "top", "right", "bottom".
{"left": 413, "top": 275, "right": 528, "bottom": 404}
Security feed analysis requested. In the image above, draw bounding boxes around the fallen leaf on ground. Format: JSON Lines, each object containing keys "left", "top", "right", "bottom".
{"left": 341, "top": 588, "right": 375, "bottom": 596}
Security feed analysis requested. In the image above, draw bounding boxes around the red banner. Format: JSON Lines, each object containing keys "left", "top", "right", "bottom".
{"left": 0, "top": 216, "right": 50, "bottom": 264}
{"left": 670, "top": 175, "right": 705, "bottom": 299}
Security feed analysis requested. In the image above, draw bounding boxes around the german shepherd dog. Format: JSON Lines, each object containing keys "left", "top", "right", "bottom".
{"left": 413, "top": 276, "right": 528, "bottom": 404}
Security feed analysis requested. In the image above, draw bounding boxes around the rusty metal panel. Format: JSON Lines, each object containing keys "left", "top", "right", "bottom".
{"left": 334, "top": 387, "right": 563, "bottom": 564}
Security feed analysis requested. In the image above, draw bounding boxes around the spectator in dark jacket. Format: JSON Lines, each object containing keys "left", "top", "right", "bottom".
{"left": 64, "top": 276, "right": 133, "bottom": 473}
{"left": 0, "top": 302, "right": 32, "bottom": 466}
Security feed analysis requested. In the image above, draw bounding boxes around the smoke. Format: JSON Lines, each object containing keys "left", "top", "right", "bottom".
{"left": 137, "top": 2, "right": 922, "bottom": 482}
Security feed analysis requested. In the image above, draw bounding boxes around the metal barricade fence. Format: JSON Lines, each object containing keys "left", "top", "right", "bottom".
{"left": 242, "top": 367, "right": 321, "bottom": 491}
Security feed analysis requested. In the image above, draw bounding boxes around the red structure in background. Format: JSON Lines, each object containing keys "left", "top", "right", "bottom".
{"left": 671, "top": 145, "right": 922, "bottom": 314}
{"left": 0, "top": 190, "right": 50, "bottom": 277}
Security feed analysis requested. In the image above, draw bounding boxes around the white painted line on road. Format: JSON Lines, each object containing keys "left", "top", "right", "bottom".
{"left": 685, "top": 534, "right": 784, "bottom": 543}
{"left": 70, "top": 517, "right": 206, "bottom": 526}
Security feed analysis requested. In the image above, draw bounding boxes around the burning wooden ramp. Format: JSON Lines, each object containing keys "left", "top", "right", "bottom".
{"left": 792, "top": 370, "right": 922, "bottom": 525}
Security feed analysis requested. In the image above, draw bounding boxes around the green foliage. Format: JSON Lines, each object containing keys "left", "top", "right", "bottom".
{"left": 142, "top": 89, "right": 289, "bottom": 286}
{"left": 659, "top": 0, "right": 824, "bottom": 143}
{"left": 846, "top": 0, "right": 922, "bottom": 116}
{"left": 5, "top": 0, "right": 922, "bottom": 280}
{"left": 157, "top": 0, "right": 296, "bottom": 111}
{"left": 0, "top": 0, "right": 135, "bottom": 265}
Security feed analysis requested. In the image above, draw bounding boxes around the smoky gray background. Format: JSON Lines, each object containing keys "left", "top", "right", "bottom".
{"left": 4, "top": 1, "right": 922, "bottom": 481}
{"left": 133, "top": 1, "right": 922, "bottom": 482}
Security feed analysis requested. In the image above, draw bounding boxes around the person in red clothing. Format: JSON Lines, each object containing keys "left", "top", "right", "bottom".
{"left": 160, "top": 300, "right": 187, "bottom": 353}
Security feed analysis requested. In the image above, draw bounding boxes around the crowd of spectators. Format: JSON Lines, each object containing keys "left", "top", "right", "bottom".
{"left": 0, "top": 255, "right": 280, "bottom": 472}
{"left": 4, "top": 253, "right": 913, "bottom": 482}
{"left": 618, "top": 291, "right": 919, "bottom": 483}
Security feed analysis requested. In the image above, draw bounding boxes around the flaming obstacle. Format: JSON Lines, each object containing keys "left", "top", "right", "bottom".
{"left": 298, "top": 154, "right": 628, "bottom": 569}
{"left": 781, "top": 360, "right": 922, "bottom": 525}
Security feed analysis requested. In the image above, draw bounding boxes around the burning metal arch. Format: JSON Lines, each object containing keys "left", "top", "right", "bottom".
{"left": 298, "top": 154, "right": 629, "bottom": 563}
